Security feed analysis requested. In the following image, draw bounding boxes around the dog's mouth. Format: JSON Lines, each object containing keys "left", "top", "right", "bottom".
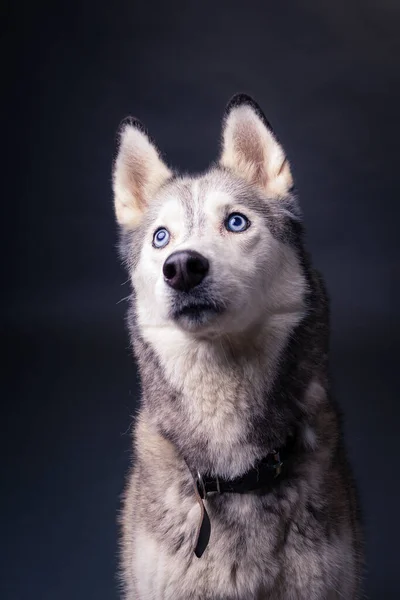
{"left": 175, "top": 303, "right": 220, "bottom": 318}
{"left": 171, "top": 298, "right": 225, "bottom": 326}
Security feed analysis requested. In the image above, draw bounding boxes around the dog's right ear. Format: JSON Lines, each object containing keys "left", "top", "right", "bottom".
{"left": 113, "top": 118, "right": 172, "bottom": 228}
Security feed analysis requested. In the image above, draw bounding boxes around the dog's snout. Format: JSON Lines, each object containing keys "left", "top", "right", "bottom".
{"left": 163, "top": 250, "right": 209, "bottom": 292}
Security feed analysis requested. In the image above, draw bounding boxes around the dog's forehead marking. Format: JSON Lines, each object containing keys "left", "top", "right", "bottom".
{"left": 153, "top": 171, "right": 271, "bottom": 245}
{"left": 202, "top": 189, "right": 235, "bottom": 213}
{"left": 157, "top": 195, "right": 183, "bottom": 222}
{"left": 155, "top": 177, "right": 225, "bottom": 238}
{"left": 189, "top": 179, "right": 201, "bottom": 232}
{"left": 191, "top": 179, "right": 244, "bottom": 236}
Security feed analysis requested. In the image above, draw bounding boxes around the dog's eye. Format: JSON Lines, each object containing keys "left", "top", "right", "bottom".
{"left": 225, "top": 213, "right": 250, "bottom": 233}
{"left": 153, "top": 228, "right": 170, "bottom": 248}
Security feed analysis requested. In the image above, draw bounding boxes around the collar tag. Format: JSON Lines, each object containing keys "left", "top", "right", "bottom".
{"left": 192, "top": 480, "right": 211, "bottom": 558}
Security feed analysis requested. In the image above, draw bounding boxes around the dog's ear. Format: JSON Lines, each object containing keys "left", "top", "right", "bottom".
{"left": 220, "top": 94, "right": 293, "bottom": 198}
{"left": 113, "top": 118, "right": 172, "bottom": 228}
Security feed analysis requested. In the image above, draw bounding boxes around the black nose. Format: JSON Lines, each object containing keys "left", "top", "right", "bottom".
{"left": 163, "top": 250, "right": 209, "bottom": 292}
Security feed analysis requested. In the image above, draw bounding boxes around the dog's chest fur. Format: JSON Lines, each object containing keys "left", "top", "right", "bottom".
{"left": 136, "top": 312, "right": 300, "bottom": 477}
{"left": 120, "top": 278, "right": 362, "bottom": 600}
{"left": 123, "top": 409, "right": 356, "bottom": 600}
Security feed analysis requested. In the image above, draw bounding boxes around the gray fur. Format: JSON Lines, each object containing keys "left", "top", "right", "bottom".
{"left": 114, "top": 96, "right": 363, "bottom": 599}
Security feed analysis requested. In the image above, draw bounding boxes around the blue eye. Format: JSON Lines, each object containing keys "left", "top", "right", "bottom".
{"left": 153, "top": 228, "right": 170, "bottom": 248}
{"left": 225, "top": 213, "right": 250, "bottom": 233}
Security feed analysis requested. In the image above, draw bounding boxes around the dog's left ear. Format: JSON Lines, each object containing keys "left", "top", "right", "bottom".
{"left": 220, "top": 94, "right": 293, "bottom": 198}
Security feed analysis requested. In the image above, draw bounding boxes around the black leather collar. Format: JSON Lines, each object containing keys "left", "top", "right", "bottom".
{"left": 193, "top": 434, "right": 297, "bottom": 557}
{"left": 195, "top": 436, "right": 296, "bottom": 500}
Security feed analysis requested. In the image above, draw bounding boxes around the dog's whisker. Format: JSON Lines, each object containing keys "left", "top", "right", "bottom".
{"left": 116, "top": 295, "right": 131, "bottom": 305}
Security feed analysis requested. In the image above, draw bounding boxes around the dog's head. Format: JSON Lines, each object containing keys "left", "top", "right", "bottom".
{"left": 113, "top": 95, "right": 306, "bottom": 340}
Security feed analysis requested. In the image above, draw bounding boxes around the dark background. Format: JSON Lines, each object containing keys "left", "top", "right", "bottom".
{"left": 3, "top": 1, "right": 399, "bottom": 598}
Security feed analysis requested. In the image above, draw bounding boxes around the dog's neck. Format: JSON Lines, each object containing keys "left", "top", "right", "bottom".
{"left": 133, "top": 306, "right": 313, "bottom": 478}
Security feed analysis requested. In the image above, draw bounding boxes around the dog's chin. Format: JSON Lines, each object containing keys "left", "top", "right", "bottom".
{"left": 171, "top": 302, "right": 225, "bottom": 333}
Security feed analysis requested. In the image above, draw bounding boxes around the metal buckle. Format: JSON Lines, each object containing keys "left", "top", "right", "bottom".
{"left": 196, "top": 471, "right": 206, "bottom": 499}
{"left": 196, "top": 472, "right": 220, "bottom": 498}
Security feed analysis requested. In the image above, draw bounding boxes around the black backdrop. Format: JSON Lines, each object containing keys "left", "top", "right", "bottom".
{"left": 3, "top": 1, "right": 399, "bottom": 598}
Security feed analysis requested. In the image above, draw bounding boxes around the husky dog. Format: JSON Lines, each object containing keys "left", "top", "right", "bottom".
{"left": 113, "top": 94, "right": 363, "bottom": 599}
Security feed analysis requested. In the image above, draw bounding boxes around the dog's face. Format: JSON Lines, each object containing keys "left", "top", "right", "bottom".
{"left": 113, "top": 95, "right": 306, "bottom": 339}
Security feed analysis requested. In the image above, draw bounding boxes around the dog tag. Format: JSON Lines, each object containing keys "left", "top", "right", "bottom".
{"left": 193, "top": 481, "right": 211, "bottom": 558}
